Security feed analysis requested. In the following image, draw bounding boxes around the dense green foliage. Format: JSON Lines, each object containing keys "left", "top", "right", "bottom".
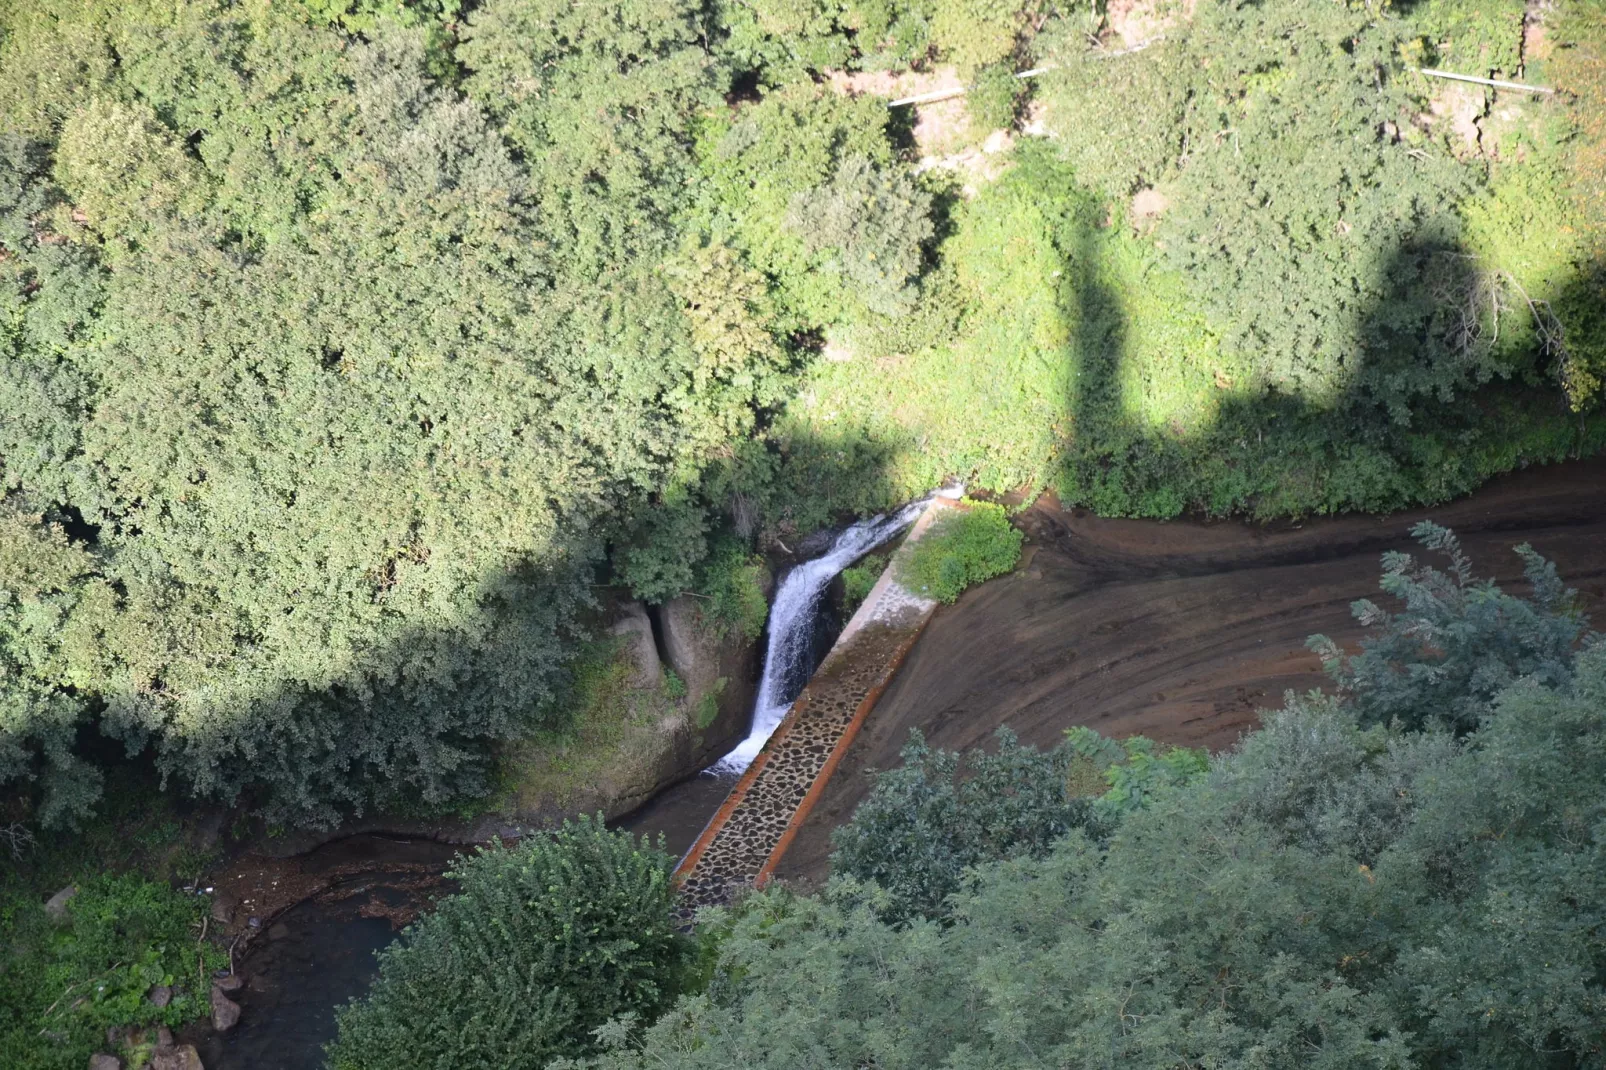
{"left": 564, "top": 534, "right": 1606, "bottom": 1070}
{"left": 831, "top": 725, "right": 1207, "bottom": 921}
{"left": 1, "top": 877, "right": 223, "bottom": 1070}
{"left": 2, "top": 0, "right": 1603, "bottom": 832}
{"left": 897, "top": 501, "right": 1023, "bottom": 603}
{"left": 694, "top": 537, "right": 770, "bottom": 642}
{"left": 0, "top": 0, "right": 772, "bottom": 826}
{"left": 0, "top": 781, "right": 224, "bottom": 1070}
{"left": 326, "top": 817, "right": 688, "bottom": 1070}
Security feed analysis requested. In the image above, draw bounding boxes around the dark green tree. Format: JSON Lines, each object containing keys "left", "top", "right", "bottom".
{"left": 1310, "top": 521, "right": 1591, "bottom": 734}
{"left": 326, "top": 817, "right": 689, "bottom": 1070}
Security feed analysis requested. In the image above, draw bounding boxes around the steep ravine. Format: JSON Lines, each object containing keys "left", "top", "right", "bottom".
{"left": 192, "top": 457, "right": 1606, "bottom": 1068}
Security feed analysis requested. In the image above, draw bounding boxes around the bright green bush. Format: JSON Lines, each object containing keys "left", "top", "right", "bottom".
{"left": 0, "top": 874, "right": 224, "bottom": 1070}
{"left": 897, "top": 501, "right": 1023, "bottom": 603}
{"left": 325, "top": 817, "right": 688, "bottom": 1070}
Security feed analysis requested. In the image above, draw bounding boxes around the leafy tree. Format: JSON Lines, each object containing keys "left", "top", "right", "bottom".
{"left": 0, "top": 1, "right": 803, "bottom": 826}
{"left": 830, "top": 727, "right": 1095, "bottom": 920}
{"left": 831, "top": 724, "right": 1205, "bottom": 921}
{"left": 689, "top": 82, "right": 930, "bottom": 333}
{"left": 460, "top": 0, "right": 722, "bottom": 276}
{"left": 1309, "top": 521, "right": 1591, "bottom": 734}
{"left": 326, "top": 817, "right": 689, "bottom": 1070}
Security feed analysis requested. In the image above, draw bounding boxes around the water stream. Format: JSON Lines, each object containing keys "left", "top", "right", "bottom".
{"left": 714, "top": 500, "right": 928, "bottom": 773}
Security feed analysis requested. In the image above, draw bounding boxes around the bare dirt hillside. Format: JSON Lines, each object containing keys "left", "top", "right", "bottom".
{"left": 772, "top": 458, "right": 1606, "bottom": 886}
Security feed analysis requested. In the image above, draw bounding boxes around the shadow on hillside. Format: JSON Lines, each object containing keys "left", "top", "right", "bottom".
{"left": 1058, "top": 214, "right": 1605, "bottom": 520}
{"left": 27, "top": 422, "right": 918, "bottom": 841}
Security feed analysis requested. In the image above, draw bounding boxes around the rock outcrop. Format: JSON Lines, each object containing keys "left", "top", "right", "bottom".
{"left": 608, "top": 601, "right": 662, "bottom": 689}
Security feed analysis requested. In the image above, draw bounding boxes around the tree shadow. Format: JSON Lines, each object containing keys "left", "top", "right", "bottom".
{"left": 1058, "top": 209, "right": 1606, "bottom": 521}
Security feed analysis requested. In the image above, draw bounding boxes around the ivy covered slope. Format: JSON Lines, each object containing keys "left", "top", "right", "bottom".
{"left": 2, "top": 0, "right": 1605, "bottom": 834}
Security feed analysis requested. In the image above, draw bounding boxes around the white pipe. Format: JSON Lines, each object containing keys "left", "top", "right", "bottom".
{"left": 1415, "top": 68, "right": 1554, "bottom": 94}
{"left": 889, "top": 65, "right": 1059, "bottom": 107}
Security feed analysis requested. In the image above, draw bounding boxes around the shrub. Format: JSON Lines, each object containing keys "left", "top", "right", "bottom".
{"left": 840, "top": 551, "right": 890, "bottom": 615}
{"left": 326, "top": 817, "right": 688, "bottom": 1070}
{"left": 830, "top": 727, "right": 1095, "bottom": 921}
{"left": 0, "top": 874, "right": 224, "bottom": 1070}
{"left": 1309, "top": 521, "right": 1593, "bottom": 734}
{"left": 831, "top": 724, "right": 1207, "bottom": 921}
{"left": 897, "top": 501, "right": 1023, "bottom": 603}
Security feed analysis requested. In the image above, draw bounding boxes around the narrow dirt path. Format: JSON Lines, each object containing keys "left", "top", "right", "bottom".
{"left": 771, "top": 458, "right": 1606, "bottom": 886}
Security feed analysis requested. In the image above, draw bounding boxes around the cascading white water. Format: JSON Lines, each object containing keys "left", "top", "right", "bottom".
{"left": 713, "top": 500, "right": 929, "bottom": 774}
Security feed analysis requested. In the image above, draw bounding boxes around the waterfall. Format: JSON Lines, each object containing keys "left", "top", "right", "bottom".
{"left": 713, "top": 500, "right": 929, "bottom": 774}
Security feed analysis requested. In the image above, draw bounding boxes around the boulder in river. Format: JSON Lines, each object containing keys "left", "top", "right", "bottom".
{"left": 149, "top": 1045, "right": 203, "bottom": 1070}
{"left": 659, "top": 596, "right": 706, "bottom": 691}
{"left": 210, "top": 986, "right": 241, "bottom": 1031}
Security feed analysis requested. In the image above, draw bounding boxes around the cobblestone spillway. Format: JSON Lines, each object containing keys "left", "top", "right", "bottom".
{"left": 674, "top": 500, "right": 951, "bottom": 914}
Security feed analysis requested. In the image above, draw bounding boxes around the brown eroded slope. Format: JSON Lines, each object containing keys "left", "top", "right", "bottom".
{"left": 772, "top": 458, "right": 1606, "bottom": 885}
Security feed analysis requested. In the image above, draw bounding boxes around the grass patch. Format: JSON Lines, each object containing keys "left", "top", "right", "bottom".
{"left": 898, "top": 501, "right": 1024, "bottom": 604}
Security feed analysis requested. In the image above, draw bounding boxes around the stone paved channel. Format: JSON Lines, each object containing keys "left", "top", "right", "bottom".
{"left": 674, "top": 501, "right": 950, "bottom": 914}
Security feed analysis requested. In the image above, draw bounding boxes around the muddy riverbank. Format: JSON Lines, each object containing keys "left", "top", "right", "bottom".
{"left": 770, "top": 457, "right": 1606, "bottom": 885}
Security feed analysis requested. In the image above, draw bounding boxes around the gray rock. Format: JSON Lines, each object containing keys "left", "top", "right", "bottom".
{"left": 208, "top": 892, "right": 236, "bottom": 926}
{"left": 659, "top": 596, "right": 710, "bottom": 693}
{"left": 607, "top": 601, "right": 662, "bottom": 689}
{"left": 156, "top": 1026, "right": 174, "bottom": 1049}
{"left": 88, "top": 1054, "right": 122, "bottom": 1070}
{"left": 212, "top": 972, "right": 243, "bottom": 993}
{"left": 145, "top": 984, "right": 173, "bottom": 1008}
{"left": 149, "top": 1045, "right": 203, "bottom": 1070}
{"left": 210, "top": 986, "right": 241, "bottom": 1031}
{"left": 44, "top": 885, "right": 77, "bottom": 924}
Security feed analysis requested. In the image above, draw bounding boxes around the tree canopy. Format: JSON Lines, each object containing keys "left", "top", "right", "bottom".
{"left": 2, "top": 0, "right": 1603, "bottom": 829}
